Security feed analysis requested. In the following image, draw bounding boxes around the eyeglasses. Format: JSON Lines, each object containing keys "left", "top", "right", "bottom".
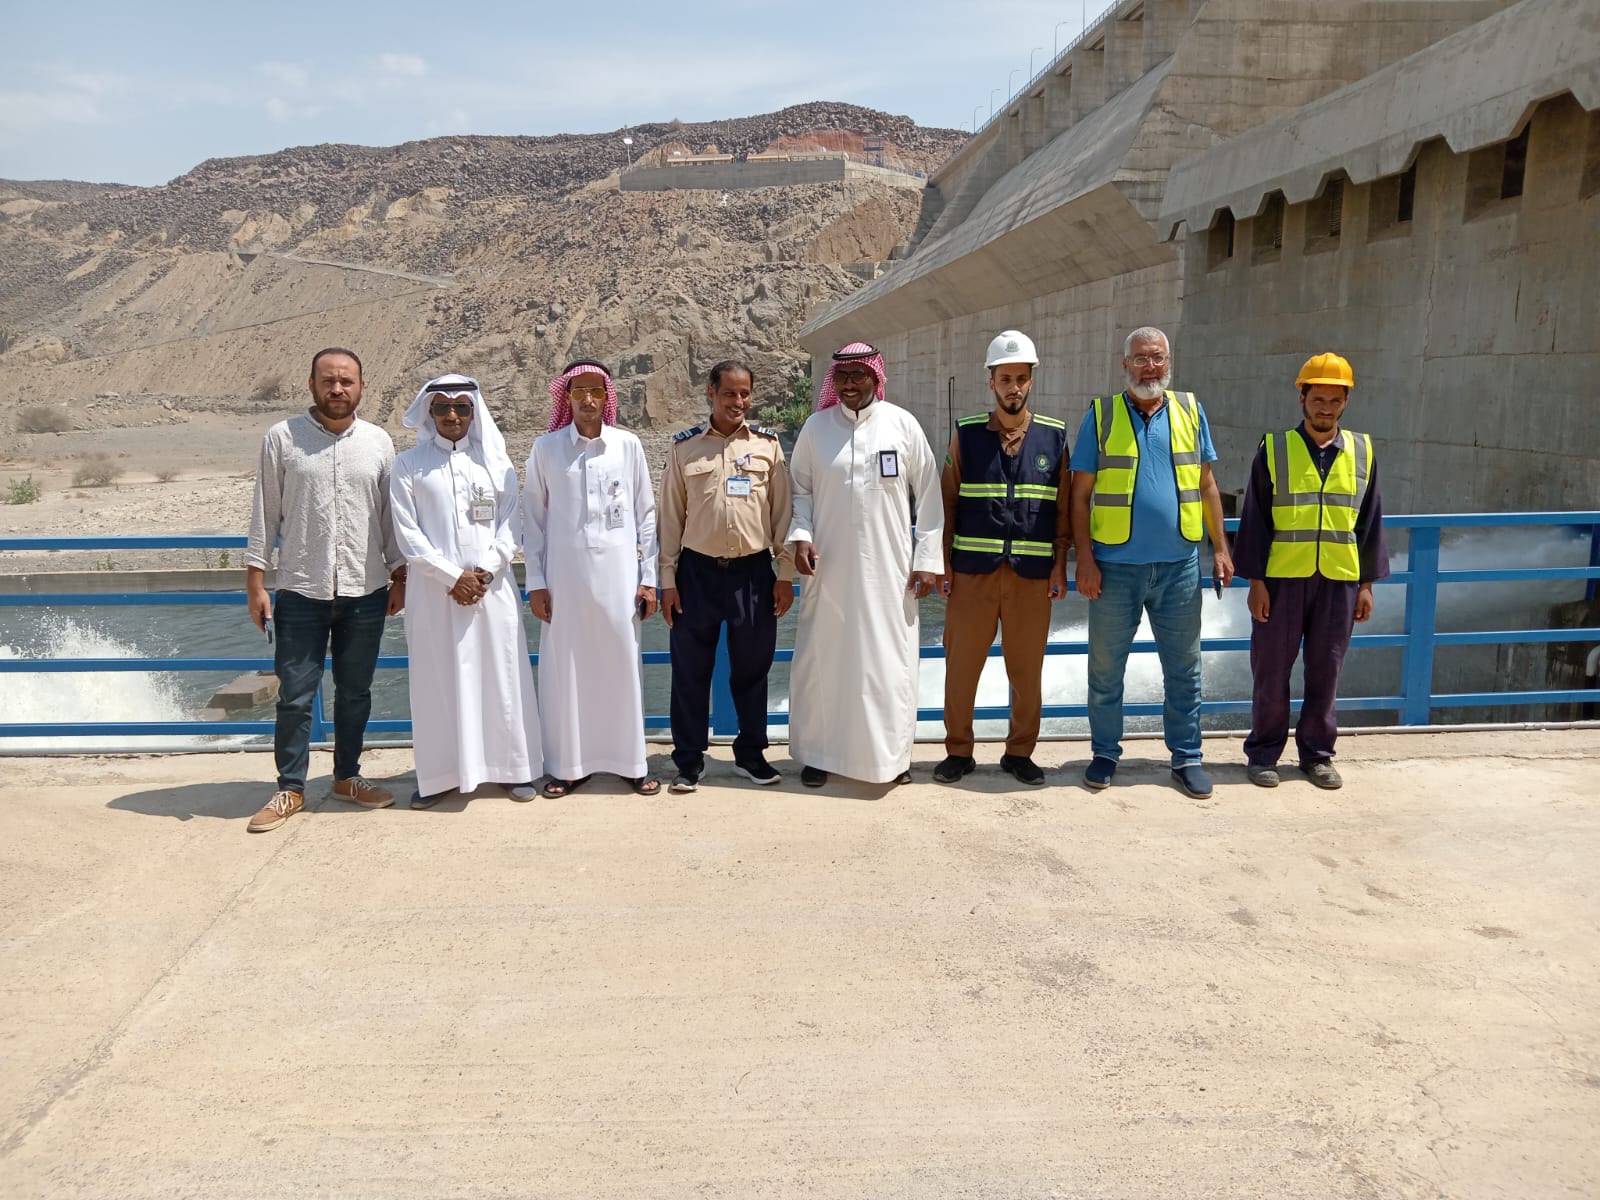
{"left": 567, "top": 385, "right": 608, "bottom": 401}
{"left": 1129, "top": 354, "right": 1169, "bottom": 368}
{"left": 832, "top": 370, "right": 876, "bottom": 386}
{"left": 429, "top": 401, "right": 473, "bottom": 416}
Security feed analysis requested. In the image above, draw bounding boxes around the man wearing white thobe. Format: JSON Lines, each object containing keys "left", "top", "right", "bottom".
{"left": 390, "top": 374, "right": 541, "bottom": 807}
{"left": 788, "top": 342, "right": 943, "bottom": 787}
{"left": 524, "top": 360, "right": 661, "bottom": 796}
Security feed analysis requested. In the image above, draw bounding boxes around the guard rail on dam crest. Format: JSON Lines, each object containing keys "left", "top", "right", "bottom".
{"left": 2, "top": 513, "right": 1598, "bottom": 745}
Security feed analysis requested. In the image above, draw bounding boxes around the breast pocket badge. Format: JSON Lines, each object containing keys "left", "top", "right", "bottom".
{"left": 878, "top": 451, "right": 899, "bottom": 478}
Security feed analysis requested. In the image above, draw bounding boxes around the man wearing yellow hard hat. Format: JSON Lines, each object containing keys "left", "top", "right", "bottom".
{"left": 1232, "top": 352, "right": 1390, "bottom": 789}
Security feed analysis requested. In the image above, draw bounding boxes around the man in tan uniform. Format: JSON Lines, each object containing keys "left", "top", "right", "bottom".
{"left": 935, "top": 331, "right": 1070, "bottom": 787}
{"left": 658, "top": 360, "right": 795, "bottom": 791}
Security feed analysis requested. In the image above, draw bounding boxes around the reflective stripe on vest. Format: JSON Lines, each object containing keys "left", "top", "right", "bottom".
{"left": 1089, "top": 391, "right": 1204, "bottom": 545}
{"left": 952, "top": 535, "right": 1006, "bottom": 552}
{"left": 1264, "top": 429, "right": 1372, "bottom": 581}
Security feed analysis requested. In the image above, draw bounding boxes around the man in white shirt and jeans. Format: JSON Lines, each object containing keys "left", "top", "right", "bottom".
{"left": 244, "top": 347, "right": 407, "bottom": 833}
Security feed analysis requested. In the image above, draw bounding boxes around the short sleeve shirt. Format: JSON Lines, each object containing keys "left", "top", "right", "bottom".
{"left": 1069, "top": 393, "right": 1218, "bottom": 565}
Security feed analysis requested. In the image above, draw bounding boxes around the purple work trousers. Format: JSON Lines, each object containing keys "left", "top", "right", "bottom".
{"left": 1243, "top": 575, "right": 1358, "bottom": 767}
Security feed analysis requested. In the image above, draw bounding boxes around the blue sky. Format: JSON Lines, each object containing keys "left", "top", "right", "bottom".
{"left": 0, "top": 0, "right": 1098, "bottom": 185}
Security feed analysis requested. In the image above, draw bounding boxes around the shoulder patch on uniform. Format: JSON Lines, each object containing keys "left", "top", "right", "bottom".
{"left": 957, "top": 413, "right": 988, "bottom": 426}
{"left": 748, "top": 423, "right": 778, "bottom": 438}
{"left": 1033, "top": 414, "right": 1066, "bottom": 429}
{"left": 673, "top": 425, "right": 704, "bottom": 442}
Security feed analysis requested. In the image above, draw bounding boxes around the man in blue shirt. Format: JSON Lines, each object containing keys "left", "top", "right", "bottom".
{"left": 1068, "top": 327, "right": 1234, "bottom": 798}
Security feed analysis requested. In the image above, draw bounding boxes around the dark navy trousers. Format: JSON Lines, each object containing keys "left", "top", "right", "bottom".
{"left": 1244, "top": 574, "right": 1358, "bottom": 767}
{"left": 669, "top": 549, "right": 778, "bottom": 772}
{"left": 272, "top": 585, "right": 389, "bottom": 793}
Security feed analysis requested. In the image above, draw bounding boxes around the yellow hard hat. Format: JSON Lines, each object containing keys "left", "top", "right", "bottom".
{"left": 1296, "top": 352, "right": 1354, "bottom": 389}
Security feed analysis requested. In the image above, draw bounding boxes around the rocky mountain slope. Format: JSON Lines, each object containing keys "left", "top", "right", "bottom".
{"left": 0, "top": 103, "right": 964, "bottom": 455}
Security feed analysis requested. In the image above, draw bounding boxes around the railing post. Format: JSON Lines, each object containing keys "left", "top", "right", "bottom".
{"left": 1401, "top": 526, "right": 1441, "bottom": 725}
{"left": 1587, "top": 523, "right": 1599, "bottom": 603}
{"left": 310, "top": 678, "right": 329, "bottom": 743}
{"left": 709, "top": 628, "right": 737, "bottom": 737}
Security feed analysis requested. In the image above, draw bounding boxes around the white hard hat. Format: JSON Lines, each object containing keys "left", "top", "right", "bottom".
{"left": 985, "top": 330, "right": 1039, "bottom": 368}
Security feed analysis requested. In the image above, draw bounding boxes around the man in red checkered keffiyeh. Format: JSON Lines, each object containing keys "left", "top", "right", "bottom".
{"left": 547, "top": 359, "right": 619, "bottom": 431}
{"left": 785, "top": 336, "right": 944, "bottom": 791}
{"left": 814, "top": 342, "right": 886, "bottom": 411}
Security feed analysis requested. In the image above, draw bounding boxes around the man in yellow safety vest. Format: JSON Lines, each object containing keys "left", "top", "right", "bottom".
{"left": 1232, "top": 353, "right": 1389, "bottom": 789}
{"left": 1069, "top": 327, "right": 1234, "bottom": 798}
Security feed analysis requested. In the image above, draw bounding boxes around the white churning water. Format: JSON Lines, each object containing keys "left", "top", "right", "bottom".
{"left": 0, "top": 616, "right": 197, "bottom": 752}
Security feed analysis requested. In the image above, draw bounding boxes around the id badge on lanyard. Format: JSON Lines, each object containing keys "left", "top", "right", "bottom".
{"left": 606, "top": 480, "right": 626, "bottom": 531}
{"left": 727, "top": 451, "right": 754, "bottom": 496}
{"left": 469, "top": 486, "right": 494, "bottom": 524}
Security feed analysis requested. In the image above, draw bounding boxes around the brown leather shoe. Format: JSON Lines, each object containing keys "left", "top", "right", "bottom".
{"left": 248, "top": 789, "right": 304, "bottom": 833}
{"left": 331, "top": 776, "right": 395, "bottom": 809}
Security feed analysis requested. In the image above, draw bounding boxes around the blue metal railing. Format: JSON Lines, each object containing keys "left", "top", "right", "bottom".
{"left": 3, "top": 512, "right": 1598, "bottom": 743}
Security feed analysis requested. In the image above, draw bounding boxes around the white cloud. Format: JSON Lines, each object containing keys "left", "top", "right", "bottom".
{"left": 424, "top": 107, "right": 472, "bottom": 135}
{"left": 266, "top": 96, "right": 324, "bottom": 123}
{"left": 379, "top": 53, "right": 427, "bottom": 78}
{"left": 259, "top": 61, "right": 311, "bottom": 90}
{"left": 0, "top": 88, "right": 103, "bottom": 137}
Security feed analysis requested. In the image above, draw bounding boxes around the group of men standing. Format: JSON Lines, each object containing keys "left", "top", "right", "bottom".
{"left": 242, "top": 328, "right": 1385, "bottom": 832}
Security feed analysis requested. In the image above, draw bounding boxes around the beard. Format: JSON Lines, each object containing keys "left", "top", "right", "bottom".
{"left": 1125, "top": 369, "right": 1171, "bottom": 402}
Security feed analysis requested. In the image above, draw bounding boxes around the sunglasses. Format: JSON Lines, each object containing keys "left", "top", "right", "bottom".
{"left": 567, "top": 385, "right": 608, "bottom": 401}
{"left": 430, "top": 401, "right": 473, "bottom": 416}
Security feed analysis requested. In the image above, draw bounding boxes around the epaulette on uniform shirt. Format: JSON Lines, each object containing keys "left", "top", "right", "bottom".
{"left": 673, "top": 426, "right": 704, "bottom": 443}
{"left": 748, "top": 423, "right": 780, "bottom": 439}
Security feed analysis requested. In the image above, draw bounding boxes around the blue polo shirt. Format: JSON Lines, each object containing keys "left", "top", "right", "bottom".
{"left": 1070, "top": 393, "right": 1218, "bottom": 565}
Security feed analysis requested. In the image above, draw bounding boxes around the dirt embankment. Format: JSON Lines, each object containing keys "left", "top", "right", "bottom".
{"left": 1, "top": 102, "right": 967, "bottom": 547}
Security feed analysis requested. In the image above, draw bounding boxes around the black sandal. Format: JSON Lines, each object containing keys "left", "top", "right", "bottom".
{"left": 541, "top": 774, "right": 592, "bottom": 799}
{"left": 629, "top": 776, "right": 661, "bottom": 796}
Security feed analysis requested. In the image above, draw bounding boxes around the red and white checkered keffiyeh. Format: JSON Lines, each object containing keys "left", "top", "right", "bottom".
{"left": 815, "top": 341, "right": 886, "bottom": 411}
{"left": 547, "top": 360, "right": 619, "bottom": 431}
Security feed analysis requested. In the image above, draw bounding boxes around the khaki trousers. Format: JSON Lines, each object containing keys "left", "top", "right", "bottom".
{"left": 942, "top": 563, "right": 1052, "bottom": 757}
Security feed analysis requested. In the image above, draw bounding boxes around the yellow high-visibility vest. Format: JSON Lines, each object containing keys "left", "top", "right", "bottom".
{"left": 1264, "top": 429, "right": 1373, "bottom": 581}
{"left": 1088, "top": 391, "right": 1203, "bottom": 545}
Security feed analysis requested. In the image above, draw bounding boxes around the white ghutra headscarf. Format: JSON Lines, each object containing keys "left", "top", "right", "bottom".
{"left": 403, "top": 373, "right": 514, "bottom": 480}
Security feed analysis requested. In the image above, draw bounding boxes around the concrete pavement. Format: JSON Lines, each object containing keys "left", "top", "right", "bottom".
{"left": 1, "top": 730, "right": 1596, "bottom": 1198}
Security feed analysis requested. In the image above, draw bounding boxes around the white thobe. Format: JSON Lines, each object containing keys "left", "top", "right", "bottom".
{"left": 524, "top": 424, "right": 658, "bottom": 780}
{"left": 391, "top": 432, "right": 541, "bottom": 796}
{"left": 787, "top": 400, "right": 943, "bottom": 782}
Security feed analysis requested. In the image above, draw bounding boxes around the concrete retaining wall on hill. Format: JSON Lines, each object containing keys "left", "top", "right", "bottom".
{"left": 621, "top": 159, "right": 924, "bottom": 193}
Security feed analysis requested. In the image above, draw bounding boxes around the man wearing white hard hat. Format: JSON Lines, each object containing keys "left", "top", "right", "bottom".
{"left": 1233, "top": 353, "right": 1388, "bottom": 790}
{"left": 933, "top": 330, "right": 1070, "bottom": 787}
{"left": 390, "top": 374, "right": 542, "bottom": 808}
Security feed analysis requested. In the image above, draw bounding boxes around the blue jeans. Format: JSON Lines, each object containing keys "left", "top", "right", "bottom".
{"left": 1086, "top": 557, "right": 1204, "bottom": 767}
{"left": 273, "top": 587, "right": 389, "bottom": 793}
